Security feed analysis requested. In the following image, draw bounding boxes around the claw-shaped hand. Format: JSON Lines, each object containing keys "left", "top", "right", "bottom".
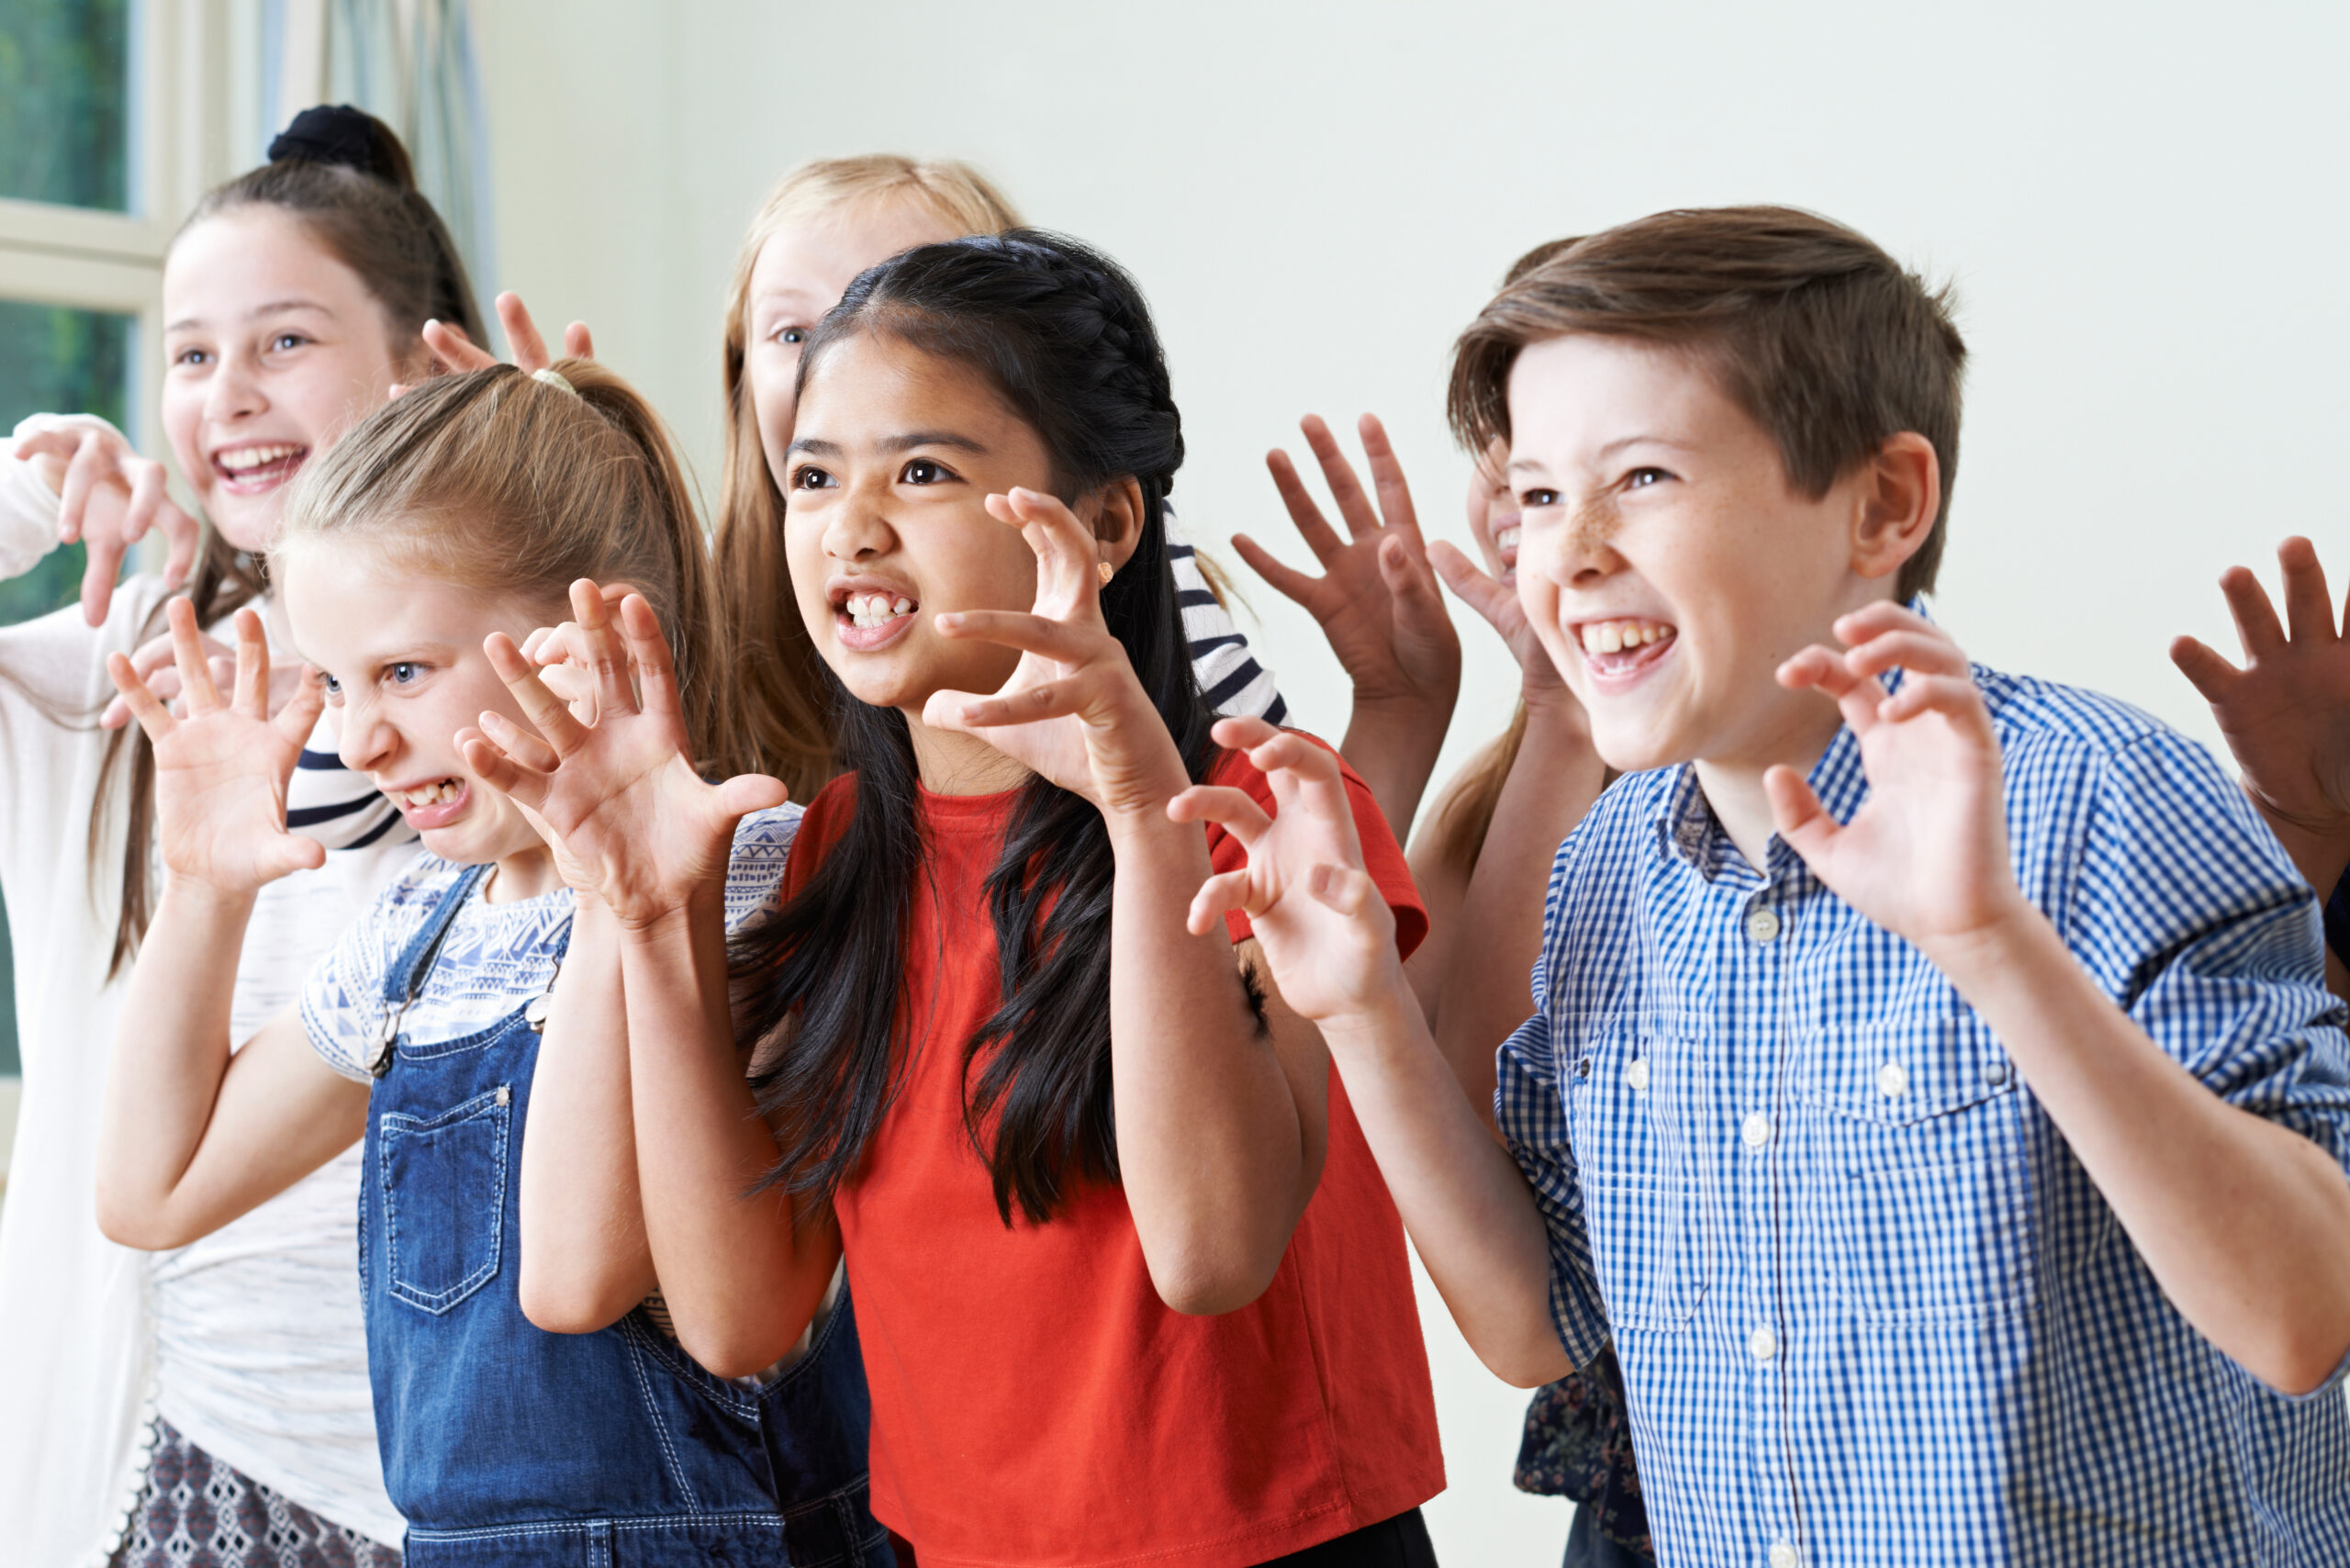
{"left": 458, "top": 580, "right": 784, "bottom": 929}
{"left": 106, "top": 599, "right": 328, "bottom": 892}
{"left": 1169, "top": 717, "right": 1398, "bottom": 1025}
{"left": 1767, "top": 603, "right": 2024, "bottom": 956}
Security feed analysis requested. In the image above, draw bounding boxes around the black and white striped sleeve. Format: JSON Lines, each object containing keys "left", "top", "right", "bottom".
{"left": 1166, "top": 513, "right": 1286, "bottom": 725}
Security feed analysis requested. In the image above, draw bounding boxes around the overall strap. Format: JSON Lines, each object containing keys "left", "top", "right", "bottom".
{"left": 371, "top": 862, "right": 492, "bottom": 1075}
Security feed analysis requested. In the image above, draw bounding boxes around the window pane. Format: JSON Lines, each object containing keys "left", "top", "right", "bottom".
{"left": 0, "top": 298, "right": 135, "bottom": 1077}
{"left": 0, "top": 0, "right": 136, "bottom": 212}
{"left": 0, "top": 297, "right": 132, "bottom": 624}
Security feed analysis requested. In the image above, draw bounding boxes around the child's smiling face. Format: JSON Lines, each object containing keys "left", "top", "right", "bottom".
{"left": 1507, "top": 332, "right": 1896, "bottom": 778}
{"left": 162, "top": 208, "right": 416, "bottom": 554}
{"left": 782, "top": 331, "right": 1061, "bottom": 718}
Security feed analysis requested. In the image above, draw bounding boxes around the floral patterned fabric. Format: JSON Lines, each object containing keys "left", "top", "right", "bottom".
{"left": 1513, "top": 1344, "right": 1651, "bottom": 1562}
{"left": 112, "top": 1419, "right": 401, "bottom": 1568}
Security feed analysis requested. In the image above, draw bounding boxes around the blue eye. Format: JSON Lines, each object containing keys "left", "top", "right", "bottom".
{"left": 270, "top": 332, "right": 308, "bottom": 353}
{"left": 319, "top": 673, "right": 342, "bottom": 699}
{"left": 778, "top": 326, "right": 807, "bottom": 346}
{"left": 387, "top": 662, "right": 422, "bottom": 686}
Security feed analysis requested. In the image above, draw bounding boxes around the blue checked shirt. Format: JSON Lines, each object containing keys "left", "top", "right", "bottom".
{"left": 1497, "top": 662, "right": 2350, "bottom": 1567}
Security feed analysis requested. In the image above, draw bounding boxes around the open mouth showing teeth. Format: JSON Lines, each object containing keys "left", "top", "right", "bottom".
{"left": 396, "top": 778, "right": 464, "bottom": 809}
{"left": 1493, "top": 524, "right": 1521, "bottom": 556}
{"left": 213, "top": 443, "right": 308, "bottom": 485}
{"left": 842, "top": 592, "right": 916, "bottom": 630}
{"left": 1578, "top": 619, "right": 1677, "bottom": 656}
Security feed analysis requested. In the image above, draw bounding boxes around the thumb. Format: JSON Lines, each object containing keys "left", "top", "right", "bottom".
{"left": 2167, "top": 634, "right": 2240, "bottom": 704}
{"left": 1764, "top": 765, "right": 1836, "bottom": 867}
{"left": 714, "top": 772, "right": 789, "bottom": 820}
{"left": 1428, "top": 541, "right": 1513, "bottom": 630}
{"left": 264, "top": 832, "right": 328, "bottom": 879}
{"left": 921, "top": 689, "right": 985, "bottom": 736}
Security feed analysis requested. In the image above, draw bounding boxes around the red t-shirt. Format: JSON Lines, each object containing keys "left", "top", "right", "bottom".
{"left": 783, "top": 740, "right": 1442, "bottom": 1568}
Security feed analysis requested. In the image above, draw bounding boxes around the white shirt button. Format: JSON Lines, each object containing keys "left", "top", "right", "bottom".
{"left": 1769, "top": 1544, "right": 1801, "bottom": 1568}
{"left": 1745, "top": 907, "right": 1782, "bottom": 944}
{"left": 1626, "top": 1058, "right": 1650, "bottom": 1092}
{"left": 1740, "top": 1112, "right": 1772, "bottom": 1148}
{"left": 1876, "top": 1060, "right": 1908, "bottom": 1098}
{"left": 1985, "top": 1058, "right": 2010, "bottom": 1086}
{"left": 1748, "top": 1325, "right": 1778, "bottom": 1361}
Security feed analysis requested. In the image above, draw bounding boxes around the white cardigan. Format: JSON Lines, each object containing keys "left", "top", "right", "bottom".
{"left": 0, "top": 433, "right": 412, "bottom": 1562}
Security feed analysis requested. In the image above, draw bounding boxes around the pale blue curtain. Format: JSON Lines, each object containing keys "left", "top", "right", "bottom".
{"left": 264, "top": 0, "right": 498, "bottom": 344}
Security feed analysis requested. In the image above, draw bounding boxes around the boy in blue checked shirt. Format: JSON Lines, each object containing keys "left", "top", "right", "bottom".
{"left": 1174, "top": 206, "right": 2350, "bottom": 1565}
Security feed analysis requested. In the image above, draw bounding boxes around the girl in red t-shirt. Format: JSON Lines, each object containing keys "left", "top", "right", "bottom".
{"left": 465, "top": 230, "right": 1445, "bottom": 1568}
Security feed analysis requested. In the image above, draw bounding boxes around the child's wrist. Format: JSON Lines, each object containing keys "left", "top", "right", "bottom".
{"left": 2250, "top": 803, "right": 2350, "bottom": 897}
{"left": 160, "top": 871, "right": 259, "bottom": 921}
{"left": 1914, "top": 894, "right": 2059, "bottom": 994}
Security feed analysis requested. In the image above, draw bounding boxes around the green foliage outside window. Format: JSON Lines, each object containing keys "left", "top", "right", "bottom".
{"left": 0, "top": 0, "right": 134, "bottom": 211}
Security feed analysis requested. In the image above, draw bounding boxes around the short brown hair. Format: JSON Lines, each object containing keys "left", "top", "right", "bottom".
{"left": 1449, "top": 206, "right": 1965, "bottom": 599}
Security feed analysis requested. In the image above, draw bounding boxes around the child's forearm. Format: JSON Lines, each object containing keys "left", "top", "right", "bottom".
{"left": 95, "top": 877, "right": 254, "bottom": 1242}
{"left": 1340, "top": 693, "right": 1455, "bottom": 847}
{"left": 518, "top": 897, "right": 656, "bottom": 1332}
{"left": 1935, "top": 910, "right": 2350, "bottom": 1394}
{"left": 1107, "top": 809, "right": 1321, "bottom": 1316}
{"left": 621, "top": 897, "right": 836, "bottom": 1380}
{"left": 1430, "top": 697, "right": 1606, "bottom": 1124}
{"left": 1321, "top": 991, "right": 1572, "bottom": 1386}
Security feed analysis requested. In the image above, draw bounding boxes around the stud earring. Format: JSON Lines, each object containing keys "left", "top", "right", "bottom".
{"left": 1097, "top": 560, "right": 1114, "bottom": 586}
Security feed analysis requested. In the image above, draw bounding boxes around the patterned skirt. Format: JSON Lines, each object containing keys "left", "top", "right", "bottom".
{"left": 112, "top": 1418, "right": 401, "bottom": 1568}
{"left": 1513, "top": 1342, "right": 1652, "bottom": 1561}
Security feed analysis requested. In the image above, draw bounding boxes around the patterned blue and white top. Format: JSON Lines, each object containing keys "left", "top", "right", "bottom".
{"left": 302, "top": 805, "right": 802, "bottom": 1080}
{"left": 1497, "top": 661, "right": 2350, "bottom": 1566}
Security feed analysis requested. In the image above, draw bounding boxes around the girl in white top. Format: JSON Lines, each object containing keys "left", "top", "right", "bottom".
{"left": 0, "top": 106, "right": 487, "bottom": 1566}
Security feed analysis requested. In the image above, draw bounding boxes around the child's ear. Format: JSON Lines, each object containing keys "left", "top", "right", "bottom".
{"left": 1850, "top": 431, "right": 1940, "bottom": 584}
{"left": 1089, "top": 476, "right": 1149, "bottom": 573}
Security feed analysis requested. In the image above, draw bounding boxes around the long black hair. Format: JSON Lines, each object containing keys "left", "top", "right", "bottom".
{"left": 734, "top": 230, "right": 1220, "bottom": 1226}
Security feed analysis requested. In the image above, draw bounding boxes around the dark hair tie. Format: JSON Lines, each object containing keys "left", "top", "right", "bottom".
{"left": 267, "top": 105, "right": 397, "bottom": 184}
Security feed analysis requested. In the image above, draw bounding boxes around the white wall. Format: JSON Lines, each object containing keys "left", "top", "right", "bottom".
{"left": 477, "top": 4, "right": 2350, "bottom": 1559}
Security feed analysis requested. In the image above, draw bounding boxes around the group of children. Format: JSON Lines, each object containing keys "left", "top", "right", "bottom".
{"left": 0, "top": 102, "right": 2344, "bottom": 1568}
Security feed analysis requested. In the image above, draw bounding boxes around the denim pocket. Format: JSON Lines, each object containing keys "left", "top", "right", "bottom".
{"left": 377, "top": 1085, "right": 510, "bottom": 1315}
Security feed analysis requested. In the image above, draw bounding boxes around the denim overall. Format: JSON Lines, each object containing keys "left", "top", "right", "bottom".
{"left": 361, "top": 863, "right": 889, "bottom": 1566}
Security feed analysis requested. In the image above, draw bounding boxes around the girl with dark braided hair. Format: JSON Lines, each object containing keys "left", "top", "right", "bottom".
{"left": 484, "top": 230, "right": 1447, "bottom": 1567}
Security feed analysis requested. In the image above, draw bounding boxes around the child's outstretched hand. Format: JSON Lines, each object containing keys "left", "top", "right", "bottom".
{"left": 106, "top": 599, "right": 328, "bottom": 892}
{"left": 13, "top": 414, "right": 203, "bottom": 623}
{"left": 2170, "top": 537, "right": 2350, "bottom": 884}
{"left": 925, "top": 487, "right": 1191, "bottom": 822}
{"left": 1767, "top": 602, "right": 2024, "bottom": 957}
{"left": 458, "top": 580, "right": 785, "bottom": 928}
{"left": 1233, "top": 414, "right": 1460, "bottom": 722}
{"left": 1169, "top": 717, "right": 1400, "bottom": 1025}
{"left": 414, "top": 290, "right": 594, "bottom": 386}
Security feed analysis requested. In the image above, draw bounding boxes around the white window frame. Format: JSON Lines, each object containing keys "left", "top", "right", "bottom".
{"left": 0, "top": 0, "right": 262, "bottom": 454}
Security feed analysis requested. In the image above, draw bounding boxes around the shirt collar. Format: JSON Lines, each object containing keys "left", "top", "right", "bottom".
{"left": 1648, "top": 597, "right": 1928, "bottom": 879}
